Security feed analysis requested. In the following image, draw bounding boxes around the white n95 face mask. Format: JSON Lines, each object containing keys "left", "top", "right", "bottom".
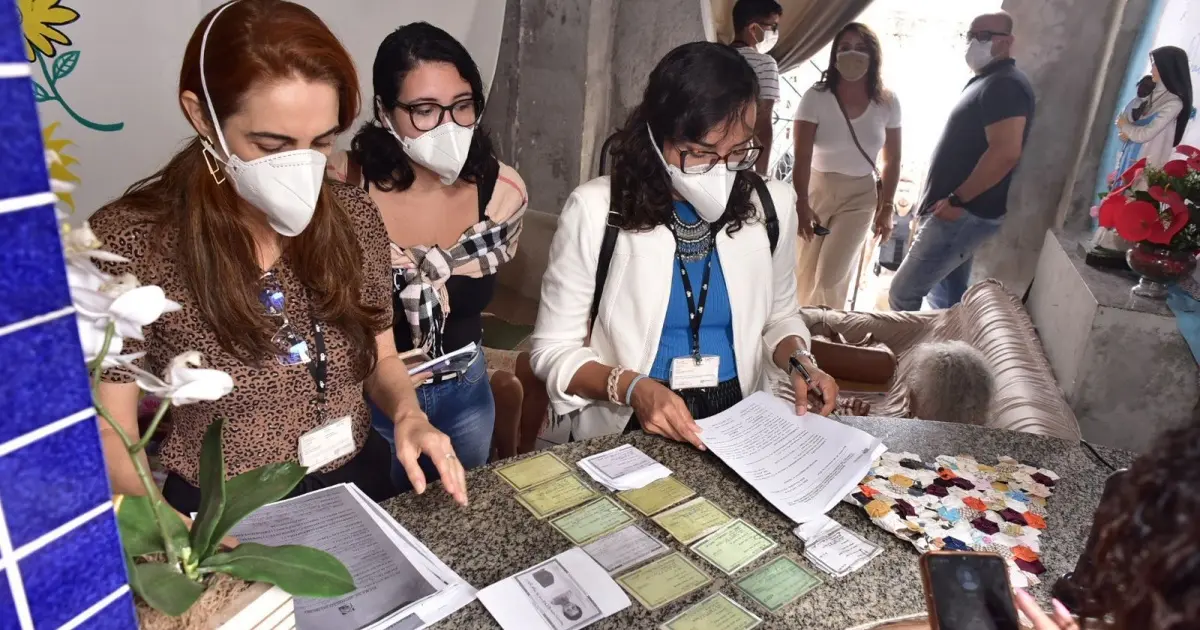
{"left": 197, "top": 1, "right": 326, "bottom": 237}
{"left": 648, "top": 125, "right": 736, "bottom": 224}
{"left": 756, "top": 30, "right": 778, "bottom": 54}
{"left": 965, "top": 38, "right": 995, "bottom": 73}
{"left": 380, "top": 107, "right": 475, "bottom": 185}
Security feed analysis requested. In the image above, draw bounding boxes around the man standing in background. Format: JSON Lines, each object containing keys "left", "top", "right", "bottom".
{"left": 888, "top": 11, "right": 1034, "bottom": 311}
{"left": 731, "top": 0, "right": 782, "bottom": 176}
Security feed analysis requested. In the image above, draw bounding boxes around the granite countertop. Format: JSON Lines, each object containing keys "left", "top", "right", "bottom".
{"left": 383, "top": 417, "right": 1135, "bottom": 630}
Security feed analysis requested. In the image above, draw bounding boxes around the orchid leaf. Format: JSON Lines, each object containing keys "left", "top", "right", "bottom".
{"left": 115, "top": 495, "right": 165, "bottom": 557}
{"left": 200, "top": 543, "right": 355, "bottom": 597}
{"left": 209, "top": 462, "right": 306, "bottom": 551}
{"left": 133, "top": 562, "right": 205, "bottom": 617}
{"left": 191, "top": 418, "right": 227, "bottom": 559}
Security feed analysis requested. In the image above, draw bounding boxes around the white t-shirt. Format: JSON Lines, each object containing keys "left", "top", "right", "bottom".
{"left": 735, "top": 47, "right": 780, "bottom": 102}
{"left": 796, "top": 86, "right": 902, "bottom": 177}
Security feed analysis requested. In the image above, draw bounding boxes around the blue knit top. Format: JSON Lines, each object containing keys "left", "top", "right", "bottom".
{"left": 648, "top": 202, "right": 738, "bottom": 382}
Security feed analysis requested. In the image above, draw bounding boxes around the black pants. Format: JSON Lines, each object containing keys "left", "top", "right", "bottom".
{"left": 626, "top": 376, "right": 742, "bottom": 433}
{"left": 162, "top": 429, "right": 397, "bottom": 514}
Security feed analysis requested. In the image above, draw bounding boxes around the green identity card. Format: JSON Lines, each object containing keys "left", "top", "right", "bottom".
{"left": 616, "top": 552, "right": 712, "bottom": 610}
{"left": 734, "top": 556, "right": 822, "bottom": 613}
{"left": 661, "top": 592, "right": 763, "bottom": 630}
{"left": 690, "top": 519, "right": 777, "bottom": 575}
{"left": 550, "top": 497, "right": 636, "bottom": 545}
{"left": 494, "top": 452, "right": 571, "bottom": 490}
{"left": 618, "top": 476, "right": 696, "bottom": 516}
{"left": 516, "top": 474, "right": 597, "bottom": 519}
{"left": 651, "top": 497, "right": 733, "bottom": 544}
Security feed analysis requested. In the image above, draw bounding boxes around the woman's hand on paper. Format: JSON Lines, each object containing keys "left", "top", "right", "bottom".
{"left": 1013, "top": 589, "right": 1079, "bottom": 630}
{"left": 393, "top": 408, "right": 469, "bottom": 506}
{"left": 790, "top": 362, "right": 838, "bottom": 416}
{"left": 629, "top": 378, "right": 705, "bottom": 450}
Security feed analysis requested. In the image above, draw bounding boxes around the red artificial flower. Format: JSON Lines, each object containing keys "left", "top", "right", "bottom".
{"left": 1097, "top": 186, "right": 1130, "bottom": 228}
{"left": 1176, "top": 145, "right": 1200, "bottom": 172}
{"left": 1147, "top": 186, "right": 1190, "bottom": 244}
{"left": 1119, "top": 157, "right": 1148, "bottom": 187}
{"left": 1114, "top": 199, "right": 1162, "bottom": 242}
{"left": 1163, "top": 159, "right": 1190, "bottom": 179}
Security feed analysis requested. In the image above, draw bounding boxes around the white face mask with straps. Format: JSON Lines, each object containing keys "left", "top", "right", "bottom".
{"left": 197, "top": 0, "right": 327, "bottom": 238}
{"left": 378, "top": 101, "right": 475, "bottom": 185}
{"left": 647, "top": 125, "right": 736, "bottom": 224}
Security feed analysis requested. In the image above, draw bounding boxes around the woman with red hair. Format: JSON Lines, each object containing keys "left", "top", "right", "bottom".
{"left": 90, "top": 0, "right": 468, "bottom": 512}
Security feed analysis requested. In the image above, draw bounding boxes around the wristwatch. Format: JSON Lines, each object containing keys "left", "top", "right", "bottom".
{"left": 788, "top": 349, "right": 818, "bottom": 374}
{"left": 948, "top": 192, "right": 965, "bottom": 208}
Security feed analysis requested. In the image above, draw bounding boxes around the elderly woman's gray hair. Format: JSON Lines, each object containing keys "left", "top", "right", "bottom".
{"left": 904, "top": 340, "right": 994, "bottom": 425}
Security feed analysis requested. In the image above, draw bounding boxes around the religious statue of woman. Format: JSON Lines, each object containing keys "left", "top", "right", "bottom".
{"left": 1092, "top": 46, "right": 1193, "bottom": 256}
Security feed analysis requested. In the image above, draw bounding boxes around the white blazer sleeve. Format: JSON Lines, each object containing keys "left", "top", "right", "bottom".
{"left": 761, "top": 180, "right": 812, "bottom": 352}
{"left": 1120, "top": 97, "right": 1183, "bottom": 144}
{"left": 529, "top": 188, "right": 605, "bottom": 415}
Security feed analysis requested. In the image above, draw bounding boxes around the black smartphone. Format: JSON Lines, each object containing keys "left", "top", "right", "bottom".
{"left": 920, "top": 552, "right": 1019, "bottom": 630}
{"left": 814, "top": 224, "right": 831, "bottom": 236}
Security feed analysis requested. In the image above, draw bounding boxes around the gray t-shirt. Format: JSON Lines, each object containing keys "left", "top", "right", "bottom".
{"left": 735, "top": 46, "right": 780, "bottom": 102}
{"left": 917, "top": 58, "right": 1035, "bottom": 219}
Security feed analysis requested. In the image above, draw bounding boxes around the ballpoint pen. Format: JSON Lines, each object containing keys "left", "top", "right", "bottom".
{"left": 788, "top": 355, "right": 826, "bottom": 409}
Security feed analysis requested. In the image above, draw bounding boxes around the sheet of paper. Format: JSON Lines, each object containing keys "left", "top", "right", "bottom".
{"left": 477, "top": 547, "right": 631, "bottom": 630}
{"left": 618, "top": 476, "right": 696, "bottom": 516}
{"left": 576, "top": 445, "right": 671, "bottom": 491}
{"left": 550, "top": 498, "right": 636, "bottom": 545}
{"left": 496, "top": 452, "right": 572, "bottom": 490}
{"left": 651, "top": 497, "right": 733, "bottom": 544}
{"left": 689, "top": 519, "right": 777, "bottom": 575}
{"left": 734, "top": 556, "right": 822, "bottom": 613}
{"left": 803, "top": 526, "right": 881, "bottom": 578}
{"left": 694, "top": 392, "right": 886, "bottom": 523}
{"left": 228, "top": 485, "right": 438, "bottom": 630}
{"left": 616, "top": 553, "right": 712, "bottom": 610}
{"left": 660, "top": 592, "right": 762, "bottom": 630}
{"left": 581, "top": 525, "right": 670, "bottom": 575}
{"left": 517, "top": 474, "right": 598, "bottom": 519}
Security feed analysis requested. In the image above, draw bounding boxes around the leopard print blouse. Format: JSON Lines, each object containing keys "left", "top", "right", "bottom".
{"left": 89, "top": 183, "right": 392, "bottom": 486}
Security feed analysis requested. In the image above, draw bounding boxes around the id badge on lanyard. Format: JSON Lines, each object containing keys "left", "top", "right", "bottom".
{"left": 293, "top": 315, "right": 355, "bottom": 470}
{"left": 668, "top": 242, "right": 721, "bottom": 390}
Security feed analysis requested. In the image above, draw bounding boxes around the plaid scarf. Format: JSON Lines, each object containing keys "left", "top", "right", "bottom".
{"left": 391, "top": 163, "right": 526, "bottom": 354}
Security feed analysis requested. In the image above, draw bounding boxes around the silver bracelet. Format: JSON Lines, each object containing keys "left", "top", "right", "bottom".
{"left": 789, "top": 349, "right": 818, "bottom": 373}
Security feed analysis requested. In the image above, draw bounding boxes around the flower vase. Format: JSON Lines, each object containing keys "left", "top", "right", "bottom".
{"left": 1125, "top": 242, "right": 1198, "bottom": 299}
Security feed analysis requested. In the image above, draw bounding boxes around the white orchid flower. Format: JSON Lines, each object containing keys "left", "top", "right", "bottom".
{"left": 76, "top": 314, "right": 145, "bottom": 367}
{"left": 128, "top": 351, "right": 234, "bottom": 405}
{"left": 70, "top": 272, "right": 180, "bottom": 342}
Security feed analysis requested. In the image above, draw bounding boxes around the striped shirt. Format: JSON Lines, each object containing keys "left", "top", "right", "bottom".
{"left": 735, "top": 46, "right": 779, "bottom": 101}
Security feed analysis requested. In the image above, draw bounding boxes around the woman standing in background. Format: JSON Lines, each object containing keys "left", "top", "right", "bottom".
{"left": 792, "top": 23, "right": 901, "bottom": 309}
{"left": 328, "top": 22, "right": 526, "bottom": 491}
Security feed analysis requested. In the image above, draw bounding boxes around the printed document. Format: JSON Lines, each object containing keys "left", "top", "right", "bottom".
{"left": 694, "top": 392, "right": 886, "bottom": 523}
{"left": 478, "top": 548, "right": 631, "bottom": 630}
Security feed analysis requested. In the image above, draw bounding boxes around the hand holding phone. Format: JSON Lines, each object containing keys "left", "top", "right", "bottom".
{"left": 814, "top": 223, "right": 831, "bottom": 236}
{"left": 920, "top": 552, "right": 1020, "bottom": 630}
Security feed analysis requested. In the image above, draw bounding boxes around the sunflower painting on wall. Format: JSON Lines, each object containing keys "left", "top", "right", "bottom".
{"left": 19, "top": 0, "right": 124, "bottom": 132}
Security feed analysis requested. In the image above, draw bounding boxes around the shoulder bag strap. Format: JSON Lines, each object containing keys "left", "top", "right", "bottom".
{"left": 588, "top": 179, "right": 621, "bottom": 334}
{"left": 747, "top": 172, "right": 778, "bottom": 255}
{"left": 832, "top": 92, "right": 882, "bottom": 182}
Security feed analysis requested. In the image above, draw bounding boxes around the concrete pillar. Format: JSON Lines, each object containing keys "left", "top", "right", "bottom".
{"left": 972, "top": 0, "right": 1153, "bottom": 294}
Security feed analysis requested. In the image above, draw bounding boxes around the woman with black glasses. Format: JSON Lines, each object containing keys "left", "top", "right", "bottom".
{"left": 530, "top": 42, "right": 838, "bottom": 444}
{"left": 328, "top": 22, "right": 526, "bottom": 490}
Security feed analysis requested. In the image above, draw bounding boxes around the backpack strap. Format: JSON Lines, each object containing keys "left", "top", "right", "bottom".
{"left": 749, "top": 172, "right": 779, "bottom": 255}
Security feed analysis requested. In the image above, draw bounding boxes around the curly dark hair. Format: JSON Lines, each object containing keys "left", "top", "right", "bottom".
{"left": 607, "top": 42, "right": 761, "bottom": 233}
{"left": 1073, "top": 417, "right": 1200, "bottom": 629}
{"left": 814, "top": 22, "right": 887, "bottom": 104}
{"left": 350, "top": 22, "right": 495, "bottom": 192}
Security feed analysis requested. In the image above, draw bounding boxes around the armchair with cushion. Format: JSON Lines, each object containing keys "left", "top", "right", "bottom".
{"left": 802, "top": 279, "right": 1082, "bottom": 441}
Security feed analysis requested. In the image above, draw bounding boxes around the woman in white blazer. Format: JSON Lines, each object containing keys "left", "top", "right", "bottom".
{"left": 531, "top": 42, "right": 839, "bottom": 445}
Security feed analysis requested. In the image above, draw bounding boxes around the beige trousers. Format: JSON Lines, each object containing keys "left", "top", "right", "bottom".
{"left": 795, "top": 170, "right": 878, "bottom": 308}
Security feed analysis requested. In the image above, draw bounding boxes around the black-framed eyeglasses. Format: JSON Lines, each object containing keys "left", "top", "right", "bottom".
{"left": 678, "top": 146, "right": 762, "bottom": 174}
{"left": 395, "top": 97, "right": 479, "bottom": 132}
{"left": 965, "top": 30, "right": 1010, "bottom": 42}
{"left": 259, "top": 271, "right": 311, "bottom": 366}
{"left": 755, "top": 22, "right": 779, "bottom": 33}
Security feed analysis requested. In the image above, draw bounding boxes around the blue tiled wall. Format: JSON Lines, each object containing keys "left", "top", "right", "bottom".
{"left": 0, "top": 1, "right": 137, "bottom": 628}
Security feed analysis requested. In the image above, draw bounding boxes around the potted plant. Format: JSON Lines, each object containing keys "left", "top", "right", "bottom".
{"left": 1096, "top": 146, "right": 1200, "bottom": 299}
{"left": 63, "top": 213, "right": 355, "bottom": 626}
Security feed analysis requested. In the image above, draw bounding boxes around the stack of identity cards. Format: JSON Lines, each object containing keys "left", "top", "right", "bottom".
{"left": 486, "top": 446, "right": 827, "bottom": 629}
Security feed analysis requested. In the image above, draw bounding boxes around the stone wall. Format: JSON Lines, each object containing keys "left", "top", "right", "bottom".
{"left": 973, "top": 0, "right": 1154, "bottom": 292}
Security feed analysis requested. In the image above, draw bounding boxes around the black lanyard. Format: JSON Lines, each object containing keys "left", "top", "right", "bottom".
{"left": 306, "top": 307, "right": 329, "bottom": 423}
{"left": 674, "top": 233, "right": 717, "bottom": 362}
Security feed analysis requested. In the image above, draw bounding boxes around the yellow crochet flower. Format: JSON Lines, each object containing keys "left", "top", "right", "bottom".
{"left": 17, "top": 0, "right": 79, "bottom": 62}
{"left": 43, "top": 122, "right": 81, "bottom": 211}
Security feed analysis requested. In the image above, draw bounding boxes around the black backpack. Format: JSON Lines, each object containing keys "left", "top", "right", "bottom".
{"left": 587, "top": 168, "right": 779, "bottom": 327}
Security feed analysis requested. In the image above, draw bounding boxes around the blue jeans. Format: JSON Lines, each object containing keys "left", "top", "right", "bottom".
{"left": 888, "top": 211, "right": 1004, "bottom": 311}
{"left": 370, "top": 348, "right": 495, "bottom": 491}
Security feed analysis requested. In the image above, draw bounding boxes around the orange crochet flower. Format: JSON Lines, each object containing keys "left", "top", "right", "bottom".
{"left": 963, "top": 497, "right": 988, "bottom": 512}
{"left": 938, "top": 468, "right": 957, "bottom": 481}
{"left": 859, "top": 484, "right": 878, "bottom": 498}
{"left": 1024, "top": 512, "right": 1046, "bottom": 529}
{"left": 1012, "top": 546, "right": 1040, "bottom": 563}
